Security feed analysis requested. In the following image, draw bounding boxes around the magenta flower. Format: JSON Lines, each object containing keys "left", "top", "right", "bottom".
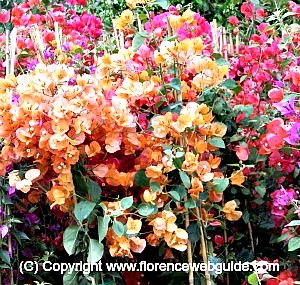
{"left": 271, "top": 186, "right": 296, "bottom": 207}
{"left": 273, "top": 97, "right": 295, "bottom": 117}
{"left": 285, "top": 122, "right": 300, "bottom": 145}
{"left": 0, "top": 225, "right": 9, "bottom": 238}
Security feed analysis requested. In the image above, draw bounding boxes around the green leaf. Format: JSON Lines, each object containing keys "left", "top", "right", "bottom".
{"left": 221, "top": 79, "right": 238, "bottom": 89}
{"left": 167, "top": 78, "right": 181, "bottom": 92}
{"left": 120, "top": 196, "right": 133, "bottom": 210}
{"left": 247, "top": 273, "right": 259, "bottom": 285}
{"left": 184, "top": 198, "right": 196, "bottom": 209}
{"left": 169, "top": 190, "right": 181, "bottom": 202}
{"left": 208, "top": 137, "right": 226, "bottom": 148}
{"left": 275, "top": 232, "right": 289, "bottom": 243}
{"left": 242, "top": 211, "right": 250, "bottom": 224}
{"left": 233, "top": 104, "right": 254, "bottom": 117}
{"left": 63, "top": 270, "right": 78, "bottom": 285}
{"left": 134, "top": 170, "right": 150, "bottom": 187}
{"left": 173, "top": 157, "right": 183, "bottom": 169}
{"left": 285, "top": 220, "right": 300, "bottom": 227}
{"left": 213, "top": 98, "right": 227, "bottom": 115}
{"left": 63, "top": 226, "right": 80, "bottom": 255}
{"left": 255, "top": 186, "right": 266, "bottom": 197}
{"left": 87, "top": 239, "right": 104, "bottom": 263}
{"left": 171, "top": 185, "right": 185, "bottom": 200}
{"left": 187, "top": 223, "right": 200, "bottom": 243}
{"left": 137, "top": 203, "right": 157, "bottom": 216}
{"left": 0, "top": 250, "right": 10, "bottom": 265}
{"left": 152, "top": 0, "right": 170, "bottom": 9}
{"left": 74, "top": 201, "right": 96, "bottom": 221}
{"left": 132, "top": 31, "right": 149, "bottom": 52}
{"left": 98, "top": 216, "right": 110, "bottom": 242}
{"left": 288, "top": 237, "right": 300, "bottom": 251}
{"left": 86, "top": 178, "right": 101, "bottom": 202}
{"left": 112, "top": 220, "right": 124, "bottom": 237}
{"left": 212, "top": 178, "right": 229, "bottom": 193}
{"left": 179, "top": 171, "right": 191, "bottom": 189}
{"left": 216, "top": 57, "right": 230, "bottom": 67}
{"left": 150, "top": 182, "right": 161, "bottom": 192}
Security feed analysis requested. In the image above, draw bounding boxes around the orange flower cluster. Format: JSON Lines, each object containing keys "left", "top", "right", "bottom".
{"left": 148, "top": 211, "right": 188, "bottom": 251}
{"left": 0, "top": 63, "right": 139, "bottom": 208}
{"left": 106, "top": 228, "right": 146, "bottom": 258}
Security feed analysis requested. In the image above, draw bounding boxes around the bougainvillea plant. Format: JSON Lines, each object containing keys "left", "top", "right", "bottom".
{"left": 0, "top": 0, "right": 299, "bottom": 285}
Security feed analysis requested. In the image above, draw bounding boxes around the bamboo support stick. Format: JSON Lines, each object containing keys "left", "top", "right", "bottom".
{"left": 196, "top": 207, "right": 211, "bottom": 285}
{"left": 219, "top": 27, "right": 223, "bottom": 57}
{"left": 54, "top": 22, "right": 62, "bottom": 52}
{"left": 112, "top": 22, "right": 121, "bottom": 50}
{"left": 5, "top": 30, "right": 9, "bottom": 75}
{"left": 9, "top": 28, "right": 17, "bottom": 75}
{"left": 211, "top": 19, "right": 218, "bottom": 53}
{"left": 223, "top": 27, "right": 228, "bottom": 61}
{"left": 235, "top": 33, "right": 239, "bottom": 54}
{"left": 229, "top": 33, "right": 234, "bottom": 54}
{"left": 119, "top": 31, "right": 125, "bottom": 50}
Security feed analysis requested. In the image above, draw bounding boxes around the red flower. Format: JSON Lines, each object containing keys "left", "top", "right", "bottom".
{"left": 0, "top": 9, "right": 10, "bottom": 23}
{"left": 241, "top": 2, "right": 255, "bottom": 20}
{"left": 228, "top": 16, "right": 239, "bottom": 26}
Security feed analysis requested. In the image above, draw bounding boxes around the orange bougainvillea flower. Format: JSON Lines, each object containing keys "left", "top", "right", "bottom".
{"left": 145, "top": 164, "right": 163, "bottom": 179}
{"left": 230, "top": 170, "right": 245, "bottom": 187}
{"left": 223, "top": 200, "right": 242, "bottom": 221}
{"left": 146, "top": 233, "right": 161, "bottom": 247}
{"left": 164, "top": 228, "right": 188, "bottom": 251}
{"left": 151, "top": 112, "right": 172, "bottom": 138}
{"left": 85, "top": 141, "right": 101, "bottom": 157}
{"left": 9, "top": 169, "right": 41, "bottom": 193}
{"left": 129, "top": 237, "right": 146, "bottom": 253}
{"left": 182, "top": 152, "right": 199, "bottom": 174}
{"left": 196, "top": 161, "right": 214, "bottom": 182}
{"left": 208, "top": 189, "right": 223, "bottom": 202}
{"left": 46, "top": 185, "right": 71, "bottom": 208}
{"left": 188, "top": 177, "right": 204, "bottom": 200}
{"left": 113, "top": 10, "right": 134, "bottom": 31}
{"left": 143, "top": 189, "right": 157, "bottom": 205}
{"left": 106, "top": 228, "right": 133, "bottom": 258}
{"left": 126, "top": 217, "right": 142, "bottom": 235}
{"left": 93, "top": 164, "right": 109, "bottom": 178}
{"left": 208, "top": 154, "right": 221, "bottom": 169}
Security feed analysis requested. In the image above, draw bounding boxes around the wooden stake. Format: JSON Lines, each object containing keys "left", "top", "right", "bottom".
{"left": 223, "top": 27, "right": 228, "bottom": 61}
{"left": 229, "top": 33, "right": 234, "bottom": 54}
{"left": 236, "top": 33, "right": 239, "bottom": 54}
{"left": 10, "top": 28, "right": 17, "bottom": 75}
{"left": 54, "top": 22, "right": 62, "bottom": 52}
{"left": 5, "top": 30, "right": 9, "bottom": 75}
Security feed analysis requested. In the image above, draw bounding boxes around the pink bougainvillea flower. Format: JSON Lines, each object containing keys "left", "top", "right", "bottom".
{"left": 235, "top": 145, "right": 250, "bottom": 161}
{"left": 240, "top": 2, "right": 255, "bottom": 20}
{"left": 255, "top": 9, "right": 267, "bottom": 18}
{"left": 268, "top": 88, "right": 284, "bottom": 103}
{"left": 228, "top": 16, "right": 239, "bottom": 26}
{"left": 0, "top": 9, "right": 10, "bottom": 23}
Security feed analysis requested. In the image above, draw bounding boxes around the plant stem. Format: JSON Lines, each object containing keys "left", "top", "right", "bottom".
{"left": 196, "top": 207, "right": 211, "bottom": 285}
{"left": 245, "top": 200, "right": 255, "bottom": 254}
{"left": 222, "top": 199, "right": 230, "bottom": 285}
{"left": 184, "top": 199, "right": 194, "bottom": 285}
